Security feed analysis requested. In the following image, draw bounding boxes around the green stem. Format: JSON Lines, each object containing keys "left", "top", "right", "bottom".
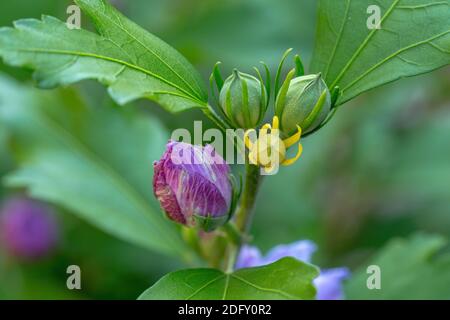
{"left": 223, "top": 163, "right": 262, "bottom": 273}
{"left": 202, "top": 104, "right": 230, "bottom": 131}
{"left": 235, "top": 163, "right": 262, "bottom": 234}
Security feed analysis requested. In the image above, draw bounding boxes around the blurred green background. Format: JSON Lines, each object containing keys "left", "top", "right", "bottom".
{"left": 0, "top": 0, "right": 449, "bottom": 299}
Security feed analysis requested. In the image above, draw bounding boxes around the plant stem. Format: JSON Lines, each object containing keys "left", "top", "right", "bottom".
{"left": 202, "top": 104, "right": 229, "bottom": 131}
{"left": 223, "top": 163, "right": 262, "bottom": 273}
{"left": 235, "top": 163, "right": 262, "bottom": 234}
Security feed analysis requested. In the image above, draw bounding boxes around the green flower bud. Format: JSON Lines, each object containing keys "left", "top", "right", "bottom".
{"left": 275, "top": 73, "right": 331, "bottom": 135}
{"left": 219, "top": 69, "right": 267, "bottom": 129}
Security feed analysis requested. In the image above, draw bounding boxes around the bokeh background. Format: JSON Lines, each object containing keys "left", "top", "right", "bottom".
{"left": 0, "top": 0, "right": 449, "bottom": 299}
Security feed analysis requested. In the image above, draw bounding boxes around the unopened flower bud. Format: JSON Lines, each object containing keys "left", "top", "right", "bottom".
{"left": 219, "top": 69, "right": 267, "bottom": 129}
{"left": 275, "top": 73, "right": 331, "bottom": 135}
{"left": 153, "top": 141, "right": 233, "bottom": 231}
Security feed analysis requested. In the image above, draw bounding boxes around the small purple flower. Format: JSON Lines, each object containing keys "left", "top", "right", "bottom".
{"left": 235, "top": 245, "right": 263, "bottom": 269}
{"left": 0, "top": 196, "right": 59, "bottom": 260}
{"left": 235, "top": 240, "right": 350, "bottom": 300}
{"left": 153, "top": 141, "right": 232, "bottom": 231}
{"left": 263, "top": 240, "right": 317, "bottom": 265}
{"left": 314, "top": 268, "right": 350, "bottom": 300}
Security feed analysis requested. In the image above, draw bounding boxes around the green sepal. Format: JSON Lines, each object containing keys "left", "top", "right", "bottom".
{"left": 330, "top": 86, "right": 341, "bottom": 108}
{"left": 194, "top": 214, "right": 229, "bottom": 233}
{"left": 253, "top": 66, "right": 268, "bottom": 123}
{"left": 240, "top": 74, "right": 252, "bottom": 128}
{"left": 274, "top": 48, "right": 293, "bottom": 98}
{"left": 212, "top": 61, "right": 224, "bottom": 90}
{"left": 275, "top": 68, "right": 296, "bottom": 116}
{"left": 302, "top": 87, "right": 328, "bottom": 130}
{"left": 260, "top": 61, "right": 271, "bottom": 105}
{"left": 294, "top": 54, "right": 305, "bottom": 77}
{"left": 209, "top": 61, "right": 224, "bottom": 105}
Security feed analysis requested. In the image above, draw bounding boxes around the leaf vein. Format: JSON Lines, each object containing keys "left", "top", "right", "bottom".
{"left": 15, "top": 47, "right": 202, "bottom": 103}
{"left": 323, "top": 0, "right": 352, "bottom": 79}
{"left": 186, "top": 275, "right": 225, "bottom": 300}
{"left": 330, "top": 0, "right": 402, "bottom": 88}
{"left": 342, "top": 30, "right": 450, "bottom": 91}
{"left": 94, "top": 6, "right": 204, "bottom": 100}
{"left": 230, "top": 275, "right": 298, "bottom": 299}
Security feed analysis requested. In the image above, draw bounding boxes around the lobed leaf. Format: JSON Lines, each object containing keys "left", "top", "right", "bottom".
{"left": 0, "top": 0, "right": 208, "bottom": 113}
{"left": 311, "top": 0, "right": 450, "bottom": 105}
{"left": 138, "top": 257, "right": 319, "bottom": 300}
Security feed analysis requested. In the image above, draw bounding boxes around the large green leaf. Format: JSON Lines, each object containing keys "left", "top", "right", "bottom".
{"left": 345, "top": 234, "right": 450, "bottom": 299}
{"left": 0, "top": 74, "right": 188, "bottom": 257}
{"left": 0, "top": 0, "right": 207, "bottom": 112}
{"left": 139, "top": 257, "right": 319, "bottom": 300}
{"left": 311, "top": 0, "right": 450, "bottom": 105}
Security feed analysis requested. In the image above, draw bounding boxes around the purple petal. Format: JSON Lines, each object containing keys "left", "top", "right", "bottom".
{"left": 153, "top": 157, "right": 184, "bottom": 224}
{"left": 314, "top": 267, "right": 350, "bottom": 300}
{"left": 263, "top": 240, "right": 317, "bottom": 265}
{"left": 153, "top": 141, "right": 232, "bottom": 226}
{"left": 235, "top": 245, "right": 264, "bottom": 269}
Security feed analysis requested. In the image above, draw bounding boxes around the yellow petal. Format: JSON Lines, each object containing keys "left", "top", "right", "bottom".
{"left": 248, "top": 150, "right": 258, "bottom": 165}
{"left": 283, "top": 125, "right": 302, "bottom": 149}
{"left": 282, "top": 143, "right": 303, "bottom": 166}
{"left": 272, "top": 116, "right": 279, "bottom": 130}
{"left": 244, "top": 129, "right": 256, "bottom": 149}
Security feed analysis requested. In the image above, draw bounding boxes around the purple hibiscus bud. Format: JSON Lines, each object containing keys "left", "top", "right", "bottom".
{"left": 314, "top": 267, "right": 350, "bottom": 300}
{"left": 0, "top": 196, "right": 59, "bottom": 260}
{"left": 235, "top": 240, "right": 350, "bottom": 300}
{"left": 153, "top": 141, "right": 232, "bottom": 231}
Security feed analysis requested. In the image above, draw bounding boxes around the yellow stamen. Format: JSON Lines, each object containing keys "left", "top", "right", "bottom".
{"left": 244, "top": 116, "right": 304, "bottom": 172}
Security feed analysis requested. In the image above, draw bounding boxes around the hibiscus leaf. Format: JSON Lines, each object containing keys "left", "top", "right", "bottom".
{"left": 138, "top": 257, "right": 319, "bottom": 300}
{"left": 311, "top": 0, "right": 450, "bottom": 105}
{"left": 0, "top": 0, "right": 208, "bottom": 113}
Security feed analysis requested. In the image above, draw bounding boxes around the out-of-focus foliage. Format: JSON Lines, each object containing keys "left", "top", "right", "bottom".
{"left": 125, "top": 0, "right": 317, "bottom": 70}
{"left": 346, "top": 234, "right": 450, "bottom": 299}
{"left": 0, "top": 210, "right": 183, "bottom": 299}
{"left": 0, "top": 75, "right": 187, "bottom": 257}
